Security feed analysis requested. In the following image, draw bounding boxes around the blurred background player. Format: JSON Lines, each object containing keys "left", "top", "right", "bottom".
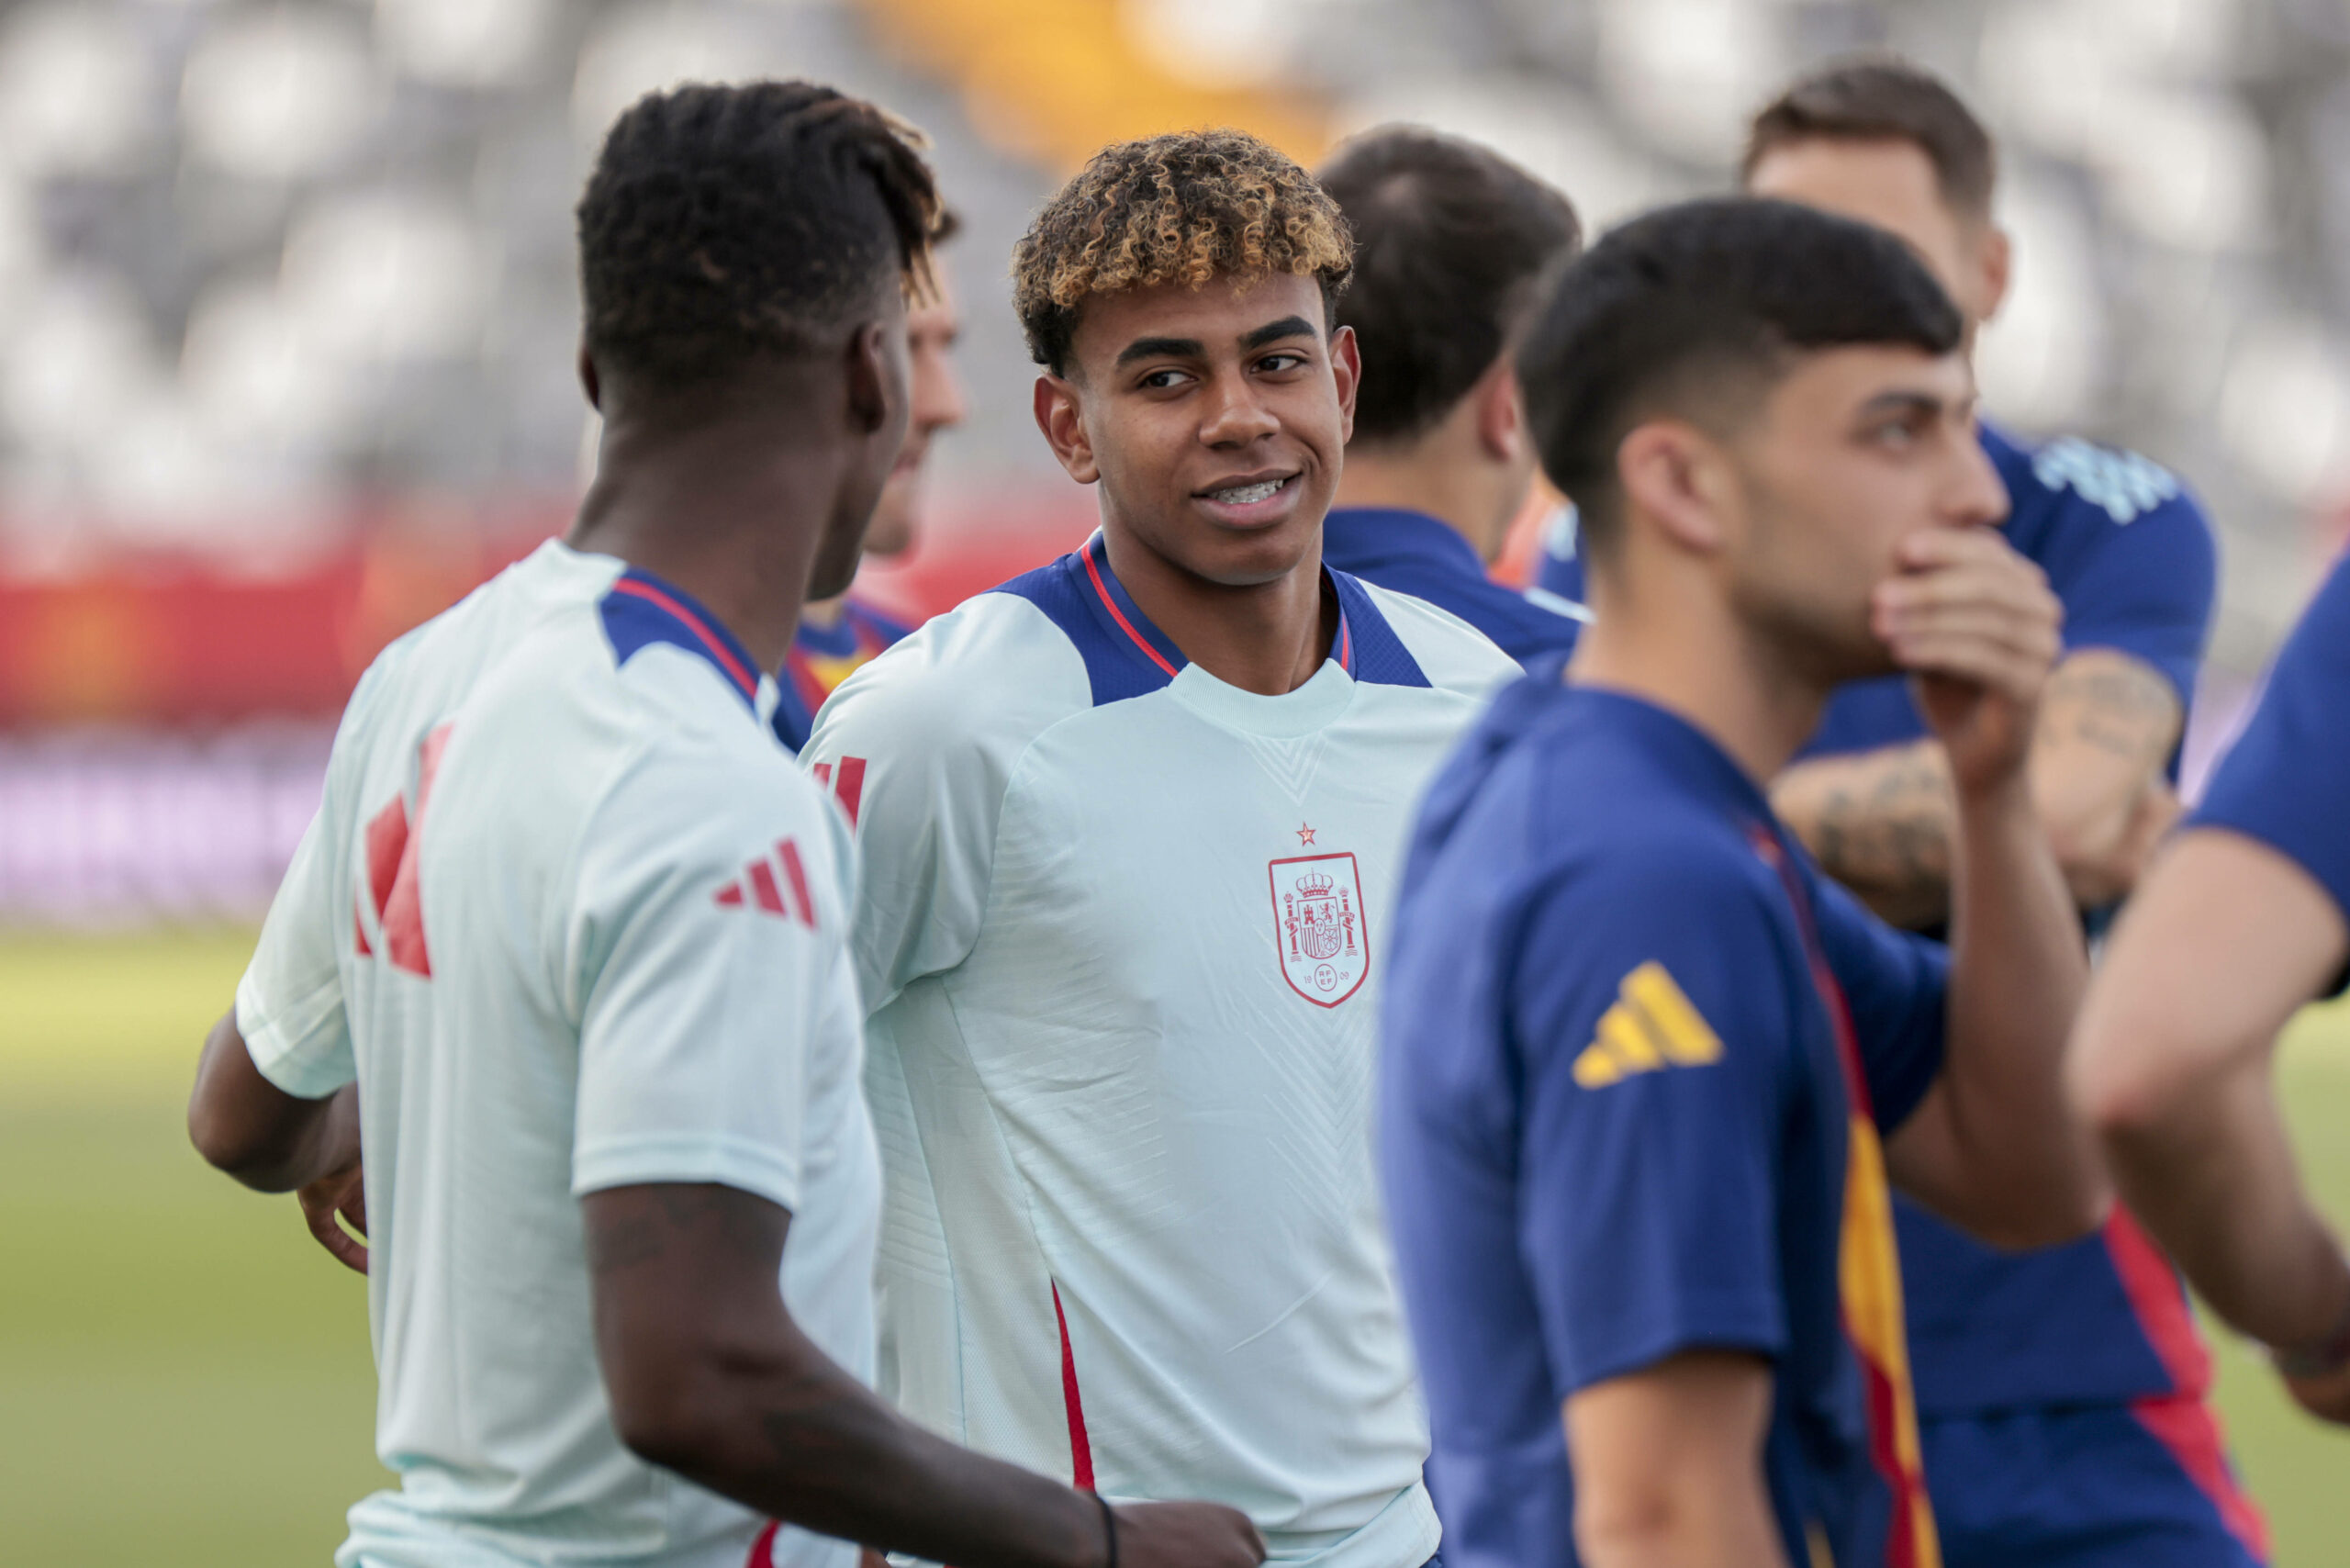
{"left": 1383, "top": 197, "right": 2100, "bottom": 1568}
{"left": 808, "top": 129, "right": 1517, "bottom": 1568}
{"left": 186, "top": 80, "right": 1261, "bottom": 1568}
{"left": 2076, "top": 552, "right": 2350, "bottom": 1428}
{"left": 1710, "top": 58, "right": 2257, "bottom": 1568}
{"left": 773, "top": 218, "right": 969, "bottom": 754}
{"left": 1315, "top": 127, "right": 1586, "bottom": 663}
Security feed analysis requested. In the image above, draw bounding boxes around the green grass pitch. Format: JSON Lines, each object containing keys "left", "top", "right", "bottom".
{"left": 2, "top": 926, "right": 2345, "bottom": 1563}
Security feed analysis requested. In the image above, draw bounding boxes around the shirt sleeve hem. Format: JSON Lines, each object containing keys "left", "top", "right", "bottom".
{"left": 1556, "top": 1302, "right": 1786, "bottom": 1400}
{"left": 234, "top": 972, "right": 355, "bottom": 1101}
{"left": 2187, "top": 814, "right": 2350, "bottom": 934}
{"left": 571, "top": 1134, "right": 803, "bottom": 1213}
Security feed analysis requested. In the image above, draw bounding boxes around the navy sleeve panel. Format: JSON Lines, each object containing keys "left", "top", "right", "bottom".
{"left": 2007, "top": 438, "right": 2218, "bottom": 708}
{"left": 1805, "top": 868, "right": 1949, "bottom": 1133}
{"left": 1509, "top": 847, "right": 1797, "bottom": 1397}
{"left": 2193, "top": 553, "right": 2350, "bottom": 930}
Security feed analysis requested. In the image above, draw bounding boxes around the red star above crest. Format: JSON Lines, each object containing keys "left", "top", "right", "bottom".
{"left": 1296, "top": 823, "right": 1317, "bottom": 846}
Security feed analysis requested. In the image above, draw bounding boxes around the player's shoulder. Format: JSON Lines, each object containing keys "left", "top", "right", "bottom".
{"left": 1341, "top": 573, "right": 1524, "bottom": 695}
{"left": 462, "top": 558, "right": 796, "bottom": 800}
{"left": 811, "top": 580, "right": 1093, "bottom": 762}
{"left": 1987, "top": 421, "right": 2211, "bottom": 540}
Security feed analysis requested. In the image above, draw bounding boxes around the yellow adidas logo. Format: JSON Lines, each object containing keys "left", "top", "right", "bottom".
{"left": 1571, "top": 961, "right": 1724, "bottom": 1088}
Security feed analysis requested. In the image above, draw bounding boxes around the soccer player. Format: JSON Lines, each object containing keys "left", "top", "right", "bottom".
{"left": 185, "top": 82, "right": 1259, "bottom": 1568}
{"left": 805, "top": 129, "right": 1517, "bottom": 1568}
{"left": 2074, "top": 553, "right": 2350, "bottom": 1427}
{"left": 1314, "top": 127, "right": 1586, "bottom": 662}
{"left": 1720, "top": 60, "right": 2254, "bottom": 1568}
{"left": 1382, "top": 197, "right": 2103, "bottom": 1568}
{"left": 773, "top": 219, "right": 968, "bottom": 753}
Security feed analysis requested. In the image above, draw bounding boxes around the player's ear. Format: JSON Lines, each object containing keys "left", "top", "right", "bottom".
{"left": 845, "top": 320, "right": 897, "bottom": 436}
{"left": 576, "top": 343, "right": 601, "bottom": 412}
{"left": 1033, "top": 373, "right": 1100, "bottom": 486}
{"left": 1328, "top": 323, "right": 1360, "bottom": 446}
{"left": 1475, "top": 359, "right": 1526, "bottom": 465}
{"left": 1617, "top": 420, "right": 1730, "bottom": 556}
{"left": 1977, "top": 225, "right": 2013, "bottom": 325}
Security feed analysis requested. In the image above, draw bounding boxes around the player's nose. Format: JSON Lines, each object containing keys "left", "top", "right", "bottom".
{"left": 1944, "top": 427, "right": 2009, "bottom": 531}
{"left": 1198, "top": 368, "right": 1280, "bottom": 446}
{"left": 916, "top": 351, "right": 968, "bottom": 435}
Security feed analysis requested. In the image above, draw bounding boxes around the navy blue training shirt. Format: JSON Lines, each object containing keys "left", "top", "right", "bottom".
{"left": 1381, "top": 663, "right": 1949, "bottom": 1568}
{"left": 1544, "top": 421, "right": 2225, "bottom": 1418}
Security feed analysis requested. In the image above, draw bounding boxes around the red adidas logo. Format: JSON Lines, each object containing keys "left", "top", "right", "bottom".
{"left": 715, "top": 838, "right": 818, "bottom": 927}
{"left": 354, "top": 722, "right": 453, "bottom": 978}
{"left": 810, "top": 756, "right": 865, "bottom": 826}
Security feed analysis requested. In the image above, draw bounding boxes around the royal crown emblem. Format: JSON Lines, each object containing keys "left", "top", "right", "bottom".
{"left": 1269, "top": 851, "right": 1368, "bottom": 1007}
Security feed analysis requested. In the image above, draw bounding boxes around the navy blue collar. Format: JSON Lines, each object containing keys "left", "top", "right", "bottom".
{"left": 598, "top": 566, "right": 765, "bottom": 710}
{"left": 994, "top": 532, "right": 1444, "bottom": 707}
{"left": 1074, "top": 531, "right": 1356, "bottom": 684}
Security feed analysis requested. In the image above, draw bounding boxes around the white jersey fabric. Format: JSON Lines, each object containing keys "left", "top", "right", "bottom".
{"left": 238, "top": 539, "right": 879, "bottom": 1568}
{"left": 806, "top": 534, "right": 1519, "bottom": 1568}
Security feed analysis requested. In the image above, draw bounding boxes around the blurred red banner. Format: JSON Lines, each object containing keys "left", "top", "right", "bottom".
{"left": 0, "top": 494, "right": 1099, "bottom": 726}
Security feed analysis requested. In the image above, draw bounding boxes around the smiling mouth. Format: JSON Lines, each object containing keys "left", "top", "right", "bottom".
{"left": 1202, "top": 475, "right": 1296, "bottom": 506}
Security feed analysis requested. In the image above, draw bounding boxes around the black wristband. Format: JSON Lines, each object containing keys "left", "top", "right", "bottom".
{"left": 1094, "top": 1491, "right": 1118, "bottom": 1568}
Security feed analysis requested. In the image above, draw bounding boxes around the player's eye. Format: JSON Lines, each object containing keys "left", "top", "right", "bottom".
{"left": 1255, "top": 352, "right": 1308, "bottom": 375}
{"left": 1138, "top": 367, "right": 1191, "bottom": 391}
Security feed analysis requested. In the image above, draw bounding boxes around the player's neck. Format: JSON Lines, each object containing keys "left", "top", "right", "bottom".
{"left": 1568, "top": 574, "right": 1828, "bottom": 790}
{"left": 1101, "top": 524, "right": 1337, "bottom": 697}
{"left": 569, "top": 420, "right": 836, "bottom": 678}
{"left": 1334, "top": 436, "right": 1516, "bottom": 564}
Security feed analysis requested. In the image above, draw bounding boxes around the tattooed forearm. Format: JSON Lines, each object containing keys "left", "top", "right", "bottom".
{"left": 1774, "top": 738, "right": 1957, "bottom": 929}
{"left": 2036, "top": 653, "right": 2181, "bottom": 769}
{"left": 1774, "top": 650, "right": 2188, "bottom": 924}
{"left": 2031, "top": 649, "right": 2185, "bottom": 906}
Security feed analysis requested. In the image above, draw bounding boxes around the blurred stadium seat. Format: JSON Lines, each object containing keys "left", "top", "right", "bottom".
{"left": 1, "top": 0, "right": 2347, "bottom": 923}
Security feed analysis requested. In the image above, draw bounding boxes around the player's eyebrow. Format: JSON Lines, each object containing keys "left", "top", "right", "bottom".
{"left": 1241, "top": 315, "right": 1318, "bottom": 350}
{"left": 1115, "top": 334, "right": 1205, "bottom": 367}
{"left": 1855, "top": 389, "right": 1948, "bottom": 421}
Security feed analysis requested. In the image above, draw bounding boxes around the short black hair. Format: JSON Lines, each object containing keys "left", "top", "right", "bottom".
{"left": 1745, "top": 56, "right": 1997, "bottom": 222}
{"left": 577, "top": 80, "right": 943, "bottom": 389}
{"left": 1319, "top": 127, "right": 1581, "bottom": 444}
{"left": 1517, "top": 197, "right": 1964, "bottom": 552}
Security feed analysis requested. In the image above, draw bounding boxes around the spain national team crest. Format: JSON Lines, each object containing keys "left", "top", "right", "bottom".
{"left": 1269, "top": 851, "right": 1370, "bottom": 1008}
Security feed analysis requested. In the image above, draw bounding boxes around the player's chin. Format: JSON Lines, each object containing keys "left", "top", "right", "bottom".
{"left": 1177, "top": 516, "right": 1319, "bottom": 587}
{"left": 861, "top": 488, "right": 919, "bottom": 560}
{"left": 807, "top": 532, "right": 867, "bottom": 602}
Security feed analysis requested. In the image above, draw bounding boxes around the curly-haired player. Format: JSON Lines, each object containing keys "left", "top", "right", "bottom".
{"left": 805, "top": 129, "right": 1520, "bottom": 1568}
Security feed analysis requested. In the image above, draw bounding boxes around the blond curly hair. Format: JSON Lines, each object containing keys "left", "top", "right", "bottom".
{"left": 1013, "top": 129, "right": 1354, "bottom": 374}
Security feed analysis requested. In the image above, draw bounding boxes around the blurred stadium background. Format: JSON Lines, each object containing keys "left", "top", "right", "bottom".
{"left": 2, "top": 0, "right": 2347, "bottom": 1562}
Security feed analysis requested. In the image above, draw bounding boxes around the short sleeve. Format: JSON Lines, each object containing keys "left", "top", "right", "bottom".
{"left": 236, "top": 801, "right": 357, "bottom": 1099}
{"left": 567, "top": 750, "right": 845, "bottom": 1210}
{"left": 2041, "top": 469, "right": 2218, "bottom": 708}
{"left": 1511, "top": 850, "right": 1798, "bottom": 1396}
{"left": 234, "top": 655, "right": 397, "bottom": 1099}
{"left": 2192, "top": 554, "right": 2350, "bottom": 925}
{"left": 1806, "top": 868, "right": 1949, "bottom": 1132}
{"left": 806, "top": 605, "right": 1080, "bottom": 1013}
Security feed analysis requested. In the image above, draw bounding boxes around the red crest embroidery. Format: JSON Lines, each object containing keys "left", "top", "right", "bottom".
{"left": 1269, "top": 851, "right": 1369, "bottom": 1008}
